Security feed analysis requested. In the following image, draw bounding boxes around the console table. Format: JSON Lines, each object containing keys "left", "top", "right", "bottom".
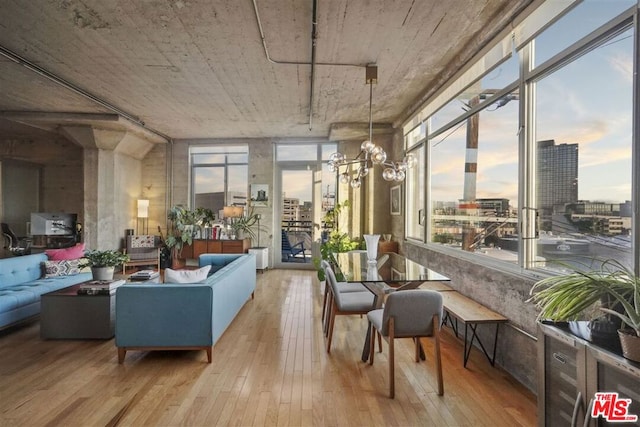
{"left": 182, "top": 238, "right": 250, "bottom": 259}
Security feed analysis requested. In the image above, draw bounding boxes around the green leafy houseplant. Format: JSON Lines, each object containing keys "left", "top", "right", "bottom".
{"left": 313, "top": 201, "right": 361, "bottom": 281}
{"left": 598, "top": 263, "right": 640, "bottom": 338}
{"left": 165, "top": 205, "right": 202, "bottom": 257}
{"left": 529, "top": 259, "right": 640, "bottom": 359}
{"left": 80, "top": 250, "right": 130, "bottom": 268}
{"left": 229, "top": 207, "right": 264, "bottom": 240}
{"left": 528, "top": 260, "right": 633, "bottom": 322}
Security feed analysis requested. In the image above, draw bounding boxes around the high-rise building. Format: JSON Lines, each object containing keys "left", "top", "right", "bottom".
{"left": 537, "top": 140, "right": 578, "bottom": 230}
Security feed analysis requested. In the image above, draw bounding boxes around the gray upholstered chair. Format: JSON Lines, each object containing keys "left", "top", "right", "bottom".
{"left": 320, "top": 260, "right": 367, "bottom": 323}
{"left": 324, "top": 263, "right": 375, "bottom": 353}
{"left": 367, "top": 289, "right": 444, "bottom": 398}
{"left": 122, "top": 235, "right": 160, "bottom": 273}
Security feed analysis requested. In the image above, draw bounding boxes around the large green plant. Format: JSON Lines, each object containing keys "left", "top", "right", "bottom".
{"left": 80, "top": 250, "right": 129, "bottom": 268}
{"left": 313, "top": 200, "right": 360, "bottom": 281}
{"left": 229, "top": 207, "right": 265, "bottom": 240}
{"left": 598, "top": 262, "right": 640, "bottom": 337}
{"left": 528, "top": 259, "right": 635, "bottom": 327}
{"left": 165, "top": 205, "right": 202, "bottom": 256}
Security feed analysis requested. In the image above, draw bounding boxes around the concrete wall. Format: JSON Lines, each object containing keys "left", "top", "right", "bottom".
{"left": 0, "top": 137, "right": 84, "bottom": 236}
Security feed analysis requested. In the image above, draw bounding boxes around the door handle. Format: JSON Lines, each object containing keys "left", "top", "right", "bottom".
{"left": 571, "top": 391, "right": 583, "bottom": 427}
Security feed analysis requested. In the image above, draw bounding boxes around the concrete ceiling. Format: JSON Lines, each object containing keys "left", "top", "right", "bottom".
{"left": 0, "top": 0, "right": 532, "bottom": 145}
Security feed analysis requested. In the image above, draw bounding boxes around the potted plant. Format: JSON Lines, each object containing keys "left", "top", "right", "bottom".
{"left": 528, "top": 259, "right": 636, "bottom": 359}
{"left": 598, "top": 263, "right": 640, "bottom": 362}
{"left": 229, "top": 207, "right": 264, "bottom": 241}
{"left": 196, "top": 207, "right": 216, "bottom": 238}
{"left": 165, "top": 205, "right": 202, "bottom": 267}
{"left": 80, "top": 249, "right": 130, "bottom": 281}
{"left": 313, "top": 201, "right": 360, "bottom": 281}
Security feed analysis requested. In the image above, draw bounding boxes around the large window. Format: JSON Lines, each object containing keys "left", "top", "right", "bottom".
{"left": 429, "top": 90, "right": 520, "bottom": 261}
{"left": 190, "top": 145, "right": 248, "bottom": 218}
{"left": 534, "top": 27, "right": 633, "bottom": 271}
{"left": 403, "top": 3, "right": 636, "bottom": 273}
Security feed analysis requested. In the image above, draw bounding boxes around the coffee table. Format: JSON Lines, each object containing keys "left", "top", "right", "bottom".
{"left": 40, "top": 282, "right": 117, "bottom": 339}
{"left": 40, "top": 275, "right": 160, "bottom": 339}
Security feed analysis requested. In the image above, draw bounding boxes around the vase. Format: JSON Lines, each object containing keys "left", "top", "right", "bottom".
{"left": 363, "top": 234, "right": 380, "bottom": 263}
{"left": 91, "top": 266, "right": 115, "bottom": 281}
{"left": 618, "top": 329, "right": 640, "bottom": 362}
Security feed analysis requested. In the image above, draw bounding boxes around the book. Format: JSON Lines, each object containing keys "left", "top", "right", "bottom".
{"left": 129, "top": 270, "right": 160, "bottom": 281}
{"left": 76, "top": 288, "right": 115, "bottom": 296}
{"left": 78, "top": 279, "right": 125, "bottom": 291}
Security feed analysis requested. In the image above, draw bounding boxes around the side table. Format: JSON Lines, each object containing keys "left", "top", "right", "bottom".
{"left": 248, "top": 247, "right": 269, "bottom": 272}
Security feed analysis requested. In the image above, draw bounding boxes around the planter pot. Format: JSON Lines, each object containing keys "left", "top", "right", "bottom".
{"left": 569, "top": 319, "right": 621, "bottom": 352}
{"left": 91, "top": 266, "right": 115, "bottom": 281}
{"left": 618, "top": 329, "right": 640, "bottom": 362}
{"left": 171, "top": 254, "right": 186, "bottom": 269}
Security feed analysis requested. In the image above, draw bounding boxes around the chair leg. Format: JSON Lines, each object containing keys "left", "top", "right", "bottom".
{"left": 326, "top": 301, "right": 337, "bottom": 353}
{"left": 377, "top": 332, "right": 383, "bottom": 353}
{"left": 323, "top": 289, "right": 334, "bottom": 336}
{"left": 321, "top": 283, "right": 328, "bottom": 322}
{"left": 389, "top": 316, "right": 395, "bottom": 399}
{"left": 433, "top": 315, "right": 444, "bottom": 396}
{"left": 414, "top": 337, "right": 420, "bottom": 362}
{"left": 369, "top": 326, "right": 376, "bottom": 365}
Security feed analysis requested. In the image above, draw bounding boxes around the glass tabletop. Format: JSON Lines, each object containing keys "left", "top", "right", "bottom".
{"left": 332, "top": 251, "right": 450, "bottom": 283}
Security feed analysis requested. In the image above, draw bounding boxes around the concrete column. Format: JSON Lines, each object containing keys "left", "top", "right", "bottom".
{"left": 63, "top": 126, "right": 142, "bottom": 250}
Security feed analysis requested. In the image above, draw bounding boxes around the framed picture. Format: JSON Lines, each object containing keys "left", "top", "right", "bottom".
{"left": 250, "top": 184, "right": 269, "bottom": 207}
{"left": 390, "top": 185, "right": 401, "bottom": 215}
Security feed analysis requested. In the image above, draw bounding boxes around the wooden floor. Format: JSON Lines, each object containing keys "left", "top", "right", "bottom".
{"left": 0, "top": 269, "right": 537, "bottom": 426}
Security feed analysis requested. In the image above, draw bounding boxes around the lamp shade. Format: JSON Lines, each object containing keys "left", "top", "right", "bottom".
{"left": 137, "top": 199, "right": 149, "bottom": 218}
{"left": 223, "top": 205, "right": 244, "bottom": 218}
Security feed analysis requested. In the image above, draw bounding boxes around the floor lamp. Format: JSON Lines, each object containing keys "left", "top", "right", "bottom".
{"left": 137, "top": 199, "right": 149, "bottom": 234}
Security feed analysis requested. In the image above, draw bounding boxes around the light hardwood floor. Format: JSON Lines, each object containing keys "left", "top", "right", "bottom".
{"left": 0, "top": 269, "right": 537, "bottom": 426}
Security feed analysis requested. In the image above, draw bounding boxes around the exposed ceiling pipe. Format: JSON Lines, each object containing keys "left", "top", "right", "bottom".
{"left": 308, "top": 0, "right": 318, "bottom": 131}
{"left": 252, "top": 0, "right": 367, "bottom": 68}
{"left": 0, "top": 44, "right": 172, "bottom": 143}
{"left": 253, "top": 0, "right": 366, "bottom": 131}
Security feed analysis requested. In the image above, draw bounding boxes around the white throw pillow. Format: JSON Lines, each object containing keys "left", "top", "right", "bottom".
{"left": 164, "top": 265, "right": 211, "bottom": 284}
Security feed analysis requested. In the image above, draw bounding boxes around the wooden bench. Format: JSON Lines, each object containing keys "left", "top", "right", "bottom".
{"left": 421, "top": 282, "right": 508, "bottom": 368}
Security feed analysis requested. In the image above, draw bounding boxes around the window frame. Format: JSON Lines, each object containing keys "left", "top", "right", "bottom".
{"left": 402, "top": 4, "right": 638, "bottom": 277}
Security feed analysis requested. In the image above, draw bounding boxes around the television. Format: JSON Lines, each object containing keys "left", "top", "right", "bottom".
{"left": 30, "top": 213, "right": 77, "bottom": 236}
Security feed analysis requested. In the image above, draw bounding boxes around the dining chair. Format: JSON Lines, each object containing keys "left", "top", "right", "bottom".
{"left": 324, "top": 263, "right": 375, "bottom": 353}
{"left": 320, "top": 260, "right": 367, "bottom": 323}
{"left": 367, "top": 289, "right": 444, "bottom": 398}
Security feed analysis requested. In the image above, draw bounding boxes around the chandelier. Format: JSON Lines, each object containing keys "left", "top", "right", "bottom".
{"left": 328, "top": 65, "right": 415, "bottom": 188}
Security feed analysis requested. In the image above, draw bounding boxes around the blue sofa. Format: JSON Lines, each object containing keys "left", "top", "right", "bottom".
{"left": 115, "top": 253, "right": 256, "bottom": 363}
{"left": 0, "top": 253, "right": 92, "bottom": 329}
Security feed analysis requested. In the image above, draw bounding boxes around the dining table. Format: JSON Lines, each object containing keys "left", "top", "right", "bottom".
{"left": 331, "top": 251, "right": 450, "bottom": 362}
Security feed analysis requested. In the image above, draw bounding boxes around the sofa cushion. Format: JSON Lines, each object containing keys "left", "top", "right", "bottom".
{"left": 45, "top": 243, "right": 85, "bottom": 260}
{"left": 165, "top": 265, "right": 211, "bottom": 284}
{"left": 0, "top": 253, "right": 48, "bottom": 289}
{"left": 43, "top": 259, "right": 85, "bottom": 278}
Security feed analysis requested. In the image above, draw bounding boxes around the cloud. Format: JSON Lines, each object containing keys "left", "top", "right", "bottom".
{"left": 609, "top": 53, "right": 633, "bottom": 84}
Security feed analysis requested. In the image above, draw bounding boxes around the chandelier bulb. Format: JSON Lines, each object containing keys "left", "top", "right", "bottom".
{"left": 403, "top": 154, "right": 416, "bottom": 169}
{"left": 372, "top": 149, "right": 387, "bottom": 165}
{"left": 350, "top": 179, "right": 361, "bottom": 188}
{"left": 361, "top": 140, "right": 375, "bottom": 153}
{"left": 382, "top": 167, "right": 396, "bottom": 181}
{"left": 339, "top": 173, "right": 350, "bottom": 184}
{"left": 394, "top": 170, "right": 406, "bottom": 182}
